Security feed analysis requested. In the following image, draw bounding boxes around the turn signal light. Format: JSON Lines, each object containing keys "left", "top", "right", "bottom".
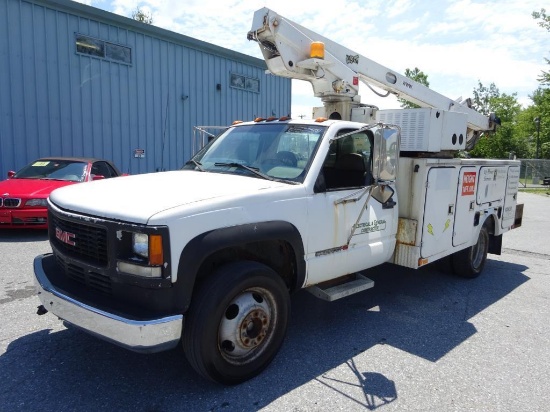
{"left": 149, "top": 235, "right": 163, "bottom": 265}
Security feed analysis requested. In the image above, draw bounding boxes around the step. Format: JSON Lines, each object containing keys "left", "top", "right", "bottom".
{"left": 306, "top": 273, "right": 375, "bottom": 302}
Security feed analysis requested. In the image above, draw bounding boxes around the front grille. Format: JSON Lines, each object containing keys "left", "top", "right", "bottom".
{"left": 3, "top": 198, "right": 21, "bottom": 207}
{"left": 55, "top": 255, "right": 112, "bottom": 295}
{"left": 50, "top": 211, "right": 108, "bottom": 267}
{"left": 46, "top": 206, "right": 172, "bottom": 315}
{"left": 12, "top": 217, "right": 47, "bottom": 225}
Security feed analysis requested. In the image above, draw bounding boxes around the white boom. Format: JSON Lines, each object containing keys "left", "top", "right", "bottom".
{"left": 247, "top": 7, "right": 498, "bottom": 137}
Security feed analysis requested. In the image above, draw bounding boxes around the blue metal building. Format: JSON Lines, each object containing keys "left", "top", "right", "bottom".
{"left": 0, "top": 0, "right": 291, "bottom": 176}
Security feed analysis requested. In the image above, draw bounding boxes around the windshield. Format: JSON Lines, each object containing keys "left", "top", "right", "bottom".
{"left": 183, "top": 123, "right": 326, "bottom": 183}
{"left": 14, "top": 159, "right": 88, "bottom": 182}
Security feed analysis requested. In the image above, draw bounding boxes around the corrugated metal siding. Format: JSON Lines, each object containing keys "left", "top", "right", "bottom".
{"left": 0, "top": 0, "right": 291, "bottom": 176}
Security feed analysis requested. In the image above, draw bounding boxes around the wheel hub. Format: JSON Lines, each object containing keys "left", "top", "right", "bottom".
{"left": 218, "top": 290, "right": 273, "bottom": 360}
{"left": 239, "top": 309, "right": 269, "bottom": 347}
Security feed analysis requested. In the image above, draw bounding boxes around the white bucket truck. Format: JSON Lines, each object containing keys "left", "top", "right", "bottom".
{"left": 33, "top": 8, "right": 523, "bottom": 384}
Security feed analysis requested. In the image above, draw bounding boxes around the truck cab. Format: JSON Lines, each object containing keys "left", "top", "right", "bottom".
{"left": 33, "top": 117, "right": 402, "bottom": 384}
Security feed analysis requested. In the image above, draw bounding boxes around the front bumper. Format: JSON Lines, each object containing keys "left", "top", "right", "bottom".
{"left": 33, "top": 253, "right": 183, "bottom": 353}
{"left": 0, "top": 208, "right": 48, "bottom": 228}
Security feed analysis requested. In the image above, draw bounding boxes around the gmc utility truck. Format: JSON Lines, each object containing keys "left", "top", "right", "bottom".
{"left": 33, "top": 8, "right": 523, "bottom": 385}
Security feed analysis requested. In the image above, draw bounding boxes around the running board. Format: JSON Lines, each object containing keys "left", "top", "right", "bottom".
{"left": 306, "top": 273, "right": 375, "bottom": 302}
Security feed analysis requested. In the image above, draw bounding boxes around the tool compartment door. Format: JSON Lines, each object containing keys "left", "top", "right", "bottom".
{"left": 453, "top": 167, "right": 477, "bottom": 247}
{"left": 421, "top": 167, "right": 458, "bottom": 258}
{"left": 477, "top": 166, "right": 508, "bottom": 205}
{"left": 502, "top": 165, "right": 520, "bottom": 229}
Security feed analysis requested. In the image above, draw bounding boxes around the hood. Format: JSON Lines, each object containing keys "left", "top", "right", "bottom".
{"left": 49, "top": 170, "right": 287, "bottom": 224}
{"left": 0, "top": 178, "right": 75, "bottom": 198}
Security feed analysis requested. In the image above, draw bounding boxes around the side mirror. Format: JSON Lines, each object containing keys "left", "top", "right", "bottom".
{"left": 371, "top": 184, "right": 395, "bottom": 205}
{"left": 372, "top": 126, "right": 399, "bottom": 182}
{"left": 92, "top": 174, "right": 105, "bottom": 181}
{"left": 7, "top": 171, "right": 15, "bottom": 179}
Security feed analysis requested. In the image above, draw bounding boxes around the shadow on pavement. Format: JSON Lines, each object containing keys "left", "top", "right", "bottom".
{"left": 0, "top": 229, "right": 48, "bottom": 242}
{"left": 0, "top": 258, "right": 529, "bottom": 411}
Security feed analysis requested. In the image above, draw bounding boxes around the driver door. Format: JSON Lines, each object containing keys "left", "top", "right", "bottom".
{"left": 305, "top": 128, "right": 398, "bottom": 286}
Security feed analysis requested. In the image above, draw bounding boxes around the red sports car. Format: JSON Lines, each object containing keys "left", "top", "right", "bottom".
{"left": 0, "top": 157, "right": 127, "bottom": 229}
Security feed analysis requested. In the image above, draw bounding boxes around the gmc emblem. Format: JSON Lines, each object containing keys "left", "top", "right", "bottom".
{"left": 55, "top": 227, "right": 76, "bottom": 246}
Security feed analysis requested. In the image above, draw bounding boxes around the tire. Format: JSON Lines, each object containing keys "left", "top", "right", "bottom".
{"left": 182, "top": 261, "right": 290, "bottom": 385}
{"left": 451, "top": 224, "right": 489, "bottom": 278}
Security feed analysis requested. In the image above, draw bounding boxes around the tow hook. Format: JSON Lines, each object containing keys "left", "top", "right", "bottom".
{"left": 36, "top": 305, "right": 48, "bottom": 315}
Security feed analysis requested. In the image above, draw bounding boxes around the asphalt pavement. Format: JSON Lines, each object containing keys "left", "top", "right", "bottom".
{"left": 0, "top": 192, "right": 548, "bottom": 412}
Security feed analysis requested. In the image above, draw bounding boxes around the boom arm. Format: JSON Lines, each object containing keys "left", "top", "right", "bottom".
{"left": 247, "top": 7, "right": 497, "bottom": 134}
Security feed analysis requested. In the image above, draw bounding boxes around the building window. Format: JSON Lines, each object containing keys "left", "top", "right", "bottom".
{"left": 75, "top": 34, "right": 132, "bottom": 65}
{"left": 230, "top": 73, "right": 260, "bottom": 93}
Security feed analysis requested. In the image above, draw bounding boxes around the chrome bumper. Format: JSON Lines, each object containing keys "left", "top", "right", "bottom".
{"left": 33, "top": 254, "right": 183, "bottom": 353}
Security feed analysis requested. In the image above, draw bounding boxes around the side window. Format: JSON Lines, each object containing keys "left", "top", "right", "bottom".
{"left": 92, "top": 162, "right": 116, "bottom": 178}
{"left": 321, "top": 130, "right": 373, "bottom": 190}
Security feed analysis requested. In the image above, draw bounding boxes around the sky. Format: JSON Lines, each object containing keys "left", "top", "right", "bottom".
{"left": 79, "top": 0, "right": 548, "bottom": 119}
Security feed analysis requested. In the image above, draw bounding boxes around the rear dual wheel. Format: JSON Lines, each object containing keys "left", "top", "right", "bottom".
{"left": 451, "top": 224, "right": 489, "bottom": 278}
{"left": 182, "top": 261, "right": 290, "bottom": 385}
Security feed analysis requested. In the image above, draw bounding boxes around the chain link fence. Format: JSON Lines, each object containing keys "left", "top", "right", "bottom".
{"left": 519, "top": 159, "right": 550, "bottom": 187}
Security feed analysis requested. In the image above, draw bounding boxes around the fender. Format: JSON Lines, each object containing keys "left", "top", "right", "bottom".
{"left": 476, "top": 212, "right": 501, "bottom": 255}
{"left": 173, "top": 221, "right": 306, "bottom": 313}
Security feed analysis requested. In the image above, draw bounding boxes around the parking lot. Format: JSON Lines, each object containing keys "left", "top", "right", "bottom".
{"left": 1, "top": 192, "right": 548, "bottom": 411}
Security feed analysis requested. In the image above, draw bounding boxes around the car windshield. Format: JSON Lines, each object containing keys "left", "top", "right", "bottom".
{"left": 182, "top": 123, "right": 326, "bottom": 183}
{"left": 14, "top": 159, "right": 87, "bottom": 182}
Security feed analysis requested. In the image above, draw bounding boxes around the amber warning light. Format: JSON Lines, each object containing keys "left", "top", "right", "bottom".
{"left": 310, "top": 41, "right": 325, "bottom": 59}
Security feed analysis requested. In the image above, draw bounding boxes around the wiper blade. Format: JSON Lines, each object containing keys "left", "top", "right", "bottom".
{"left": 214, "top": 162, "right": 276, "bottom": 181}
{"left": 214, "top": 162, "right": 300, "bottom": 185}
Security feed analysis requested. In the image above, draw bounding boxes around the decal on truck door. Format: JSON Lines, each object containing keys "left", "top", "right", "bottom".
{"left": 355, "top": 219, "right": 387, "bottom": 235}
{"left": 461, "top": 172, "right": 476, "bottom": 196}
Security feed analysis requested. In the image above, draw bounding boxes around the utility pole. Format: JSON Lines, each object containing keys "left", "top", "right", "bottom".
{"left": 534, "top": 117, "right": 541, "bottom": 159}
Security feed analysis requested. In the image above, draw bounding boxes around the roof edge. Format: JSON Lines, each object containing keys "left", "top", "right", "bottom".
{"left": 25, "top": 0, "right": 268, "bottom": 69}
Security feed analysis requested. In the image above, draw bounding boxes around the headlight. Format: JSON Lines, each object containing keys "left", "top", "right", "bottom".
{"left": 118, "top": 232, "right": 165, "bottom": 278}
{"left": 131, "top": 232, "right": 163, "bottom": 265}
{"left": 26, "top": 198, "right": 48, "bottom": 207}
{"left": 133, "top": 233, "right": 149, "bottom": 258}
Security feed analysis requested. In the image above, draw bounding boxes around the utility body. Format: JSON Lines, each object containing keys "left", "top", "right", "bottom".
{"left": 33, "top": 8, "right": 523, "bottom": 384}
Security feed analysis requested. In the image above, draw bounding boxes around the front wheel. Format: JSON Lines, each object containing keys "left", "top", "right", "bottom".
{"left": 182, "top": 261, "right": 290, "bottom": 385}
{"left": 451, "top": 224, "right": 489, "bottom": 278}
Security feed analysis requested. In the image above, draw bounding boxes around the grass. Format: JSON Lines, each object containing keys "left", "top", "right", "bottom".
{"left": 519, "top": 187, "right": 550, "bottom": 196}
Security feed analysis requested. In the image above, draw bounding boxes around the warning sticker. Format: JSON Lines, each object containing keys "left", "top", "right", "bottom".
{"left": 461, "top": 172, "right": 476, "bottom": 196}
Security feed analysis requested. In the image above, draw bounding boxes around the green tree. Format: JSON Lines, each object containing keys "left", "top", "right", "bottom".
{"left": 527, "top": 88, "right": 550, "bottom": 158}
{"left": 469, "top": 82, "right": 522, "bottom": 159}
{"left": 514, "top": 106, "right": 539, "bottom": 158}
{"left": 532, "top": 8, "right": 550, "bottom": 30}
{"left": 131, "top": 7, "right": 153, "bottom": 24}
{"left": 398, "top": 67, "right": 430, "bottom": 109}
{"left": 532, "top": 8, "right": 550, "bottom": 85}
{"left": 471, "top": 80, "right": 501, "bottom": 115}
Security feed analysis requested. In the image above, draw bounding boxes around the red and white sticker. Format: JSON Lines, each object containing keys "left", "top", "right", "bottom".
{"left": 461, "top": 172, "right": 476, "bottom": 196}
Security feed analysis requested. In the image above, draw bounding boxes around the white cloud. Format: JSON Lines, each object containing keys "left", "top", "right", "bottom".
{"left": 388, "top": 20, "right": 422, "bottom": 34}
{"left": 385, "top": 0, "right": 414, "bottom": 19}
{"left": 94, "top": 0, "right": 547, "bottom": 114}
